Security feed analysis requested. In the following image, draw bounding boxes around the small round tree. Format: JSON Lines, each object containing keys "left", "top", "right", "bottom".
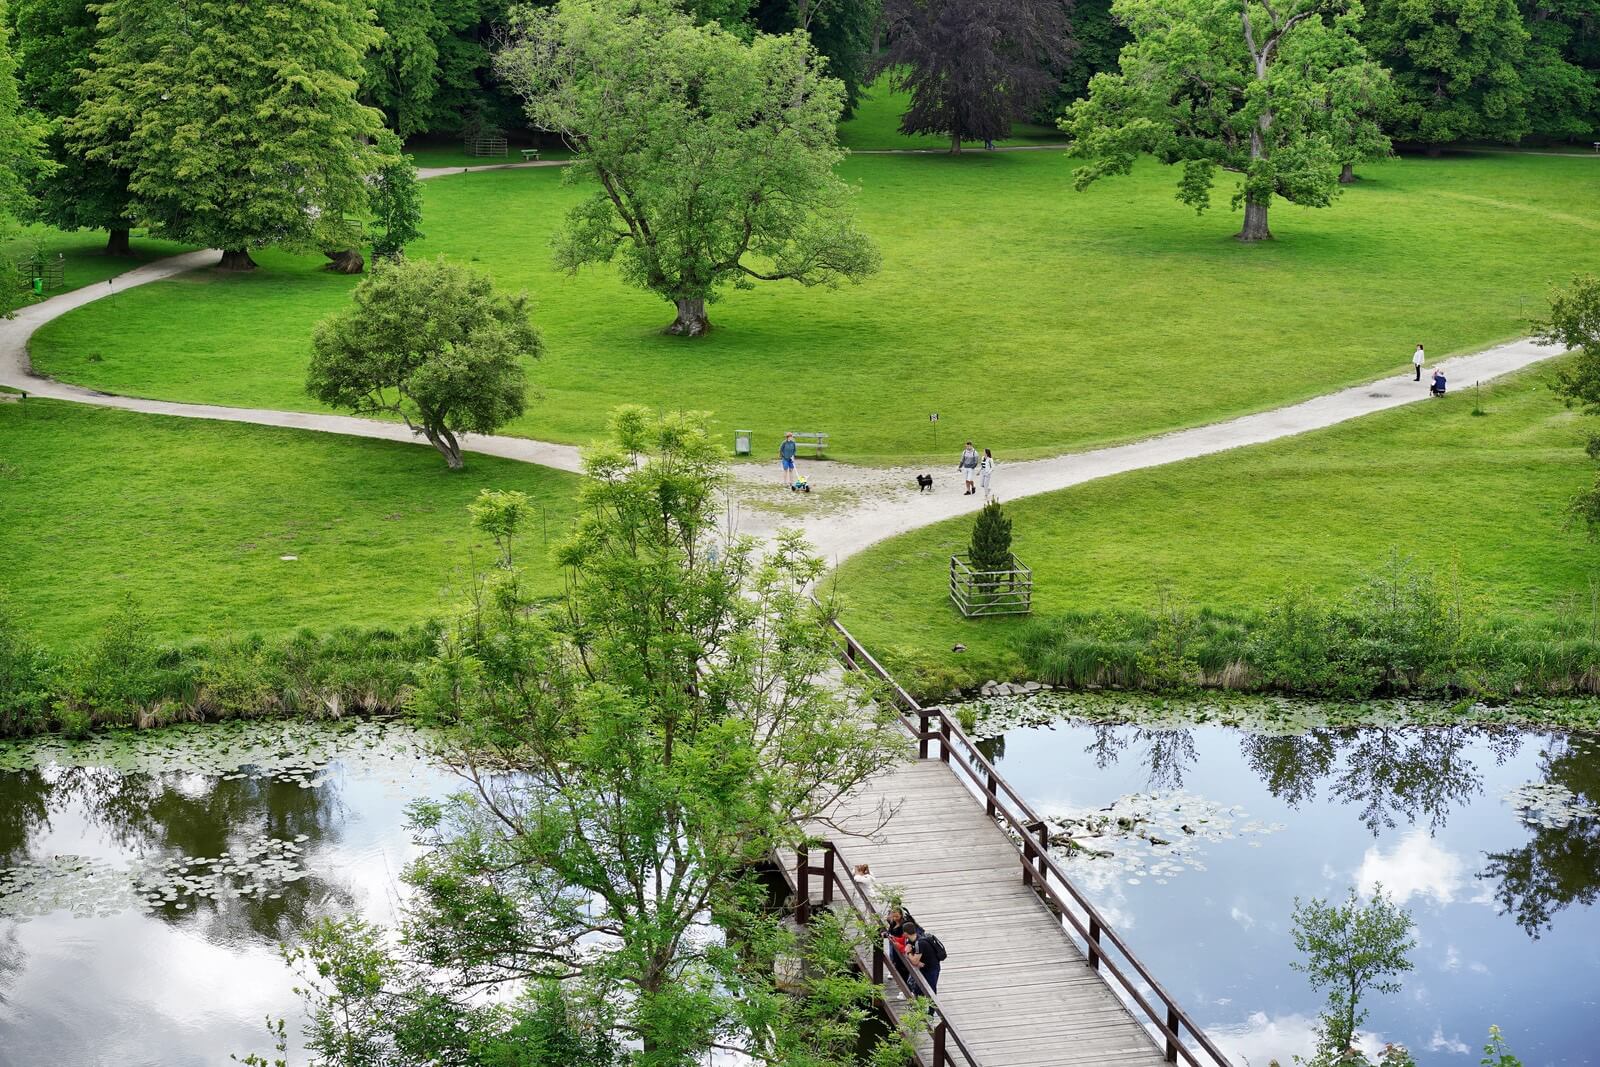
{"left": 306, "top": 257, "right": 540, "bottom": 470}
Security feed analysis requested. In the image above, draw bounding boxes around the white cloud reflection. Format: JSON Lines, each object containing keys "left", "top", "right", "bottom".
{"left": 1210, "top": 1010, "right": 1386, "bottom": 1067}
{"left": 1356, "top": 830, "right": 1468, "bottom": 906}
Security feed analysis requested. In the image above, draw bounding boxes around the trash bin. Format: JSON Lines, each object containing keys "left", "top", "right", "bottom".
{"left": 734, "top": 429, "right": 752, "bottom": 456}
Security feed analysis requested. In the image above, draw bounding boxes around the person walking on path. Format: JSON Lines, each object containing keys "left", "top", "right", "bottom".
{"left": 1413, "top": 344, "right": 1425, "bottom": 382}
{"left": 779, "top": 432, "right": 798, "bottom": 485}
{"left": 979, "top": 448, "right": 995, "bottom": 501}
{"left": 958, "top": 441, "right": 979, "bottom": 495}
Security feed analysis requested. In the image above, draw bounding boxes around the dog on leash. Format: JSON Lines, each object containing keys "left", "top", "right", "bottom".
{"left": 915, "top": 474, "right": 934, "bottom": 493}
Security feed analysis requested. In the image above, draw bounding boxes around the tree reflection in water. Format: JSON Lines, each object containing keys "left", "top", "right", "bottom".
{"left": 1, "top": 765, "right": 352, "bottom": 943}
{"left": 1240, "top": 728, "right": 1521, "bottom": 836}
{"left": 1480, "top": 736, "right": 1600, "bottom": 939}
{"left": 1086, "top": 725, "right": 1200, "bottom": 790}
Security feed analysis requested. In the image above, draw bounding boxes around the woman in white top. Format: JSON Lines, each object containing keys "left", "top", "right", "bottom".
{"left": 979, "top": 449, "right": 995, "bottom": 501}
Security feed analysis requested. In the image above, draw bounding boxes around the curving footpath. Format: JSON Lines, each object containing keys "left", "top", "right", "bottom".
{"left": 0, "top": 195, "right": 1566, "bottom": 566}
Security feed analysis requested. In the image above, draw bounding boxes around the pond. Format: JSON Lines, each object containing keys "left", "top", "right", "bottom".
{"left": 972, "top": 695, "right": 1600, "bottom": 1067}
{"left": 0, "top": 720, "right": 449, "bottom": 1067}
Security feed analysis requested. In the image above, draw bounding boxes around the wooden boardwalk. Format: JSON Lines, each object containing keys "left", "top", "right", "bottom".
{"left": 811, "top": 758, "right": 1170, "bottom": 1067}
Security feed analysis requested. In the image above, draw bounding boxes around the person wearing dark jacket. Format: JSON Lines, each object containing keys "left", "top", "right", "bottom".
{"left": 904, "top": 921, "right": 943, "bottom": 995}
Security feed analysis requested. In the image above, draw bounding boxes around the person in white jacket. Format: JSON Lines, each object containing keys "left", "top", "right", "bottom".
{"left": 1412, "top": 344, "right": 1425, "bottom": 382}
{"left": 979, "top": 449, "right": 995, "bottom": 501}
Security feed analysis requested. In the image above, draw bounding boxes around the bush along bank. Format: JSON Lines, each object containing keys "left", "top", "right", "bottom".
{"left": 875, "top": 558, "right": 1600, "bottom": 714}
{"left": 0, "top": 596, "right": 437, "bottom": 739}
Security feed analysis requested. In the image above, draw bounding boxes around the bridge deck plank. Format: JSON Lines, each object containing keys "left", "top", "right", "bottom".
{"left": 807, "top": 758, "right": 1169, "bottom": 1067}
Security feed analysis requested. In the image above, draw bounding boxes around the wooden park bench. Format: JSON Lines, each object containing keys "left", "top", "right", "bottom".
{"left": 520, "top": 148, "right": 542, "bottom": 162}
{"left": 786, "top": 431, "right": 830, "bottom": 457}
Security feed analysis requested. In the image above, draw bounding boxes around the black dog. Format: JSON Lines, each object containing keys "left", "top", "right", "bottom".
{"left": 916, "top": 474, "right": 934, "bottom": 493}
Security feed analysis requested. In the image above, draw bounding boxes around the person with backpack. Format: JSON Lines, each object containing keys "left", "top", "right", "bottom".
{"left": 883, "top": 905, "right": 916, "bottom": 995}
{"left": 904, "top": 921, "right": 947, "bottom": 995}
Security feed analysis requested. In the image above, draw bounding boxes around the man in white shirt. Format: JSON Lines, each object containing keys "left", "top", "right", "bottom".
{"left": 1413, "top": 344, "right": 1425, "bottom": 381}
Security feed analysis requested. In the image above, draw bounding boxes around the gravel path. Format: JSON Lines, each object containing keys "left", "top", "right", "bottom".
{"left": 0, "top": 214, "right": 1565, "bottom": 566}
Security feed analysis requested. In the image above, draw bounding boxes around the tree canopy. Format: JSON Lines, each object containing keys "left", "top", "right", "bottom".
{"left": 1064, "top": 0, "right": 1387, "bottom": 241}
{"left": 10, "top": 0, "right": 132, "bottom": 252}
{"left": 73, "top": 0, "right": 391, "bottom": 269}
{"left": 878, "top": 0, "right": 1072, "bottom": 152}
{"left": 306, "top": 257, "right": 538, "bottom": 469}
{"left": 0, "top": 0, "right": 45, "bottom": 314}
{"left": 497, "top": 0, "right": 879, "bottom": 336}
{"left": 1360, "top": 0, "right": 1529, "bottom": 147}
{"left": 286, "top": 409, "right": 908, "bottom": 1065}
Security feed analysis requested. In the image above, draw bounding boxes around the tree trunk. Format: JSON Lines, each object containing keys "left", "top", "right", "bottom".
{"left": 1338, "top": 162, "right": 1356, "bottom": 184}
{"left": 423, "top": 424, "right": 465, "bottom": 469}
{"left": 105, "top": 228, "right": 131, "bottom": 256}
{"left": 950, "top": 134, "right": 962, "bottom": 155}
{"left": 1236, "top": 197, "right": 1272, "bottom": 242}
{"left": 664, "top": 298, "right": 711, "bottom": 337}
{"left": 323, "top": 248, "right": 365, "bottom": 274}
{"left": 218, "top": 249, "right": 258, "bottom": 271}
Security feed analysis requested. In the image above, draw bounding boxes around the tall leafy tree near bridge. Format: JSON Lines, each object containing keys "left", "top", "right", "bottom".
{"left": 72, "top": 0, "right": 390, "bottom": 270}
{"left": 1063, "top": 0, "right": 1388, "bottom": 241}
{"left": 878, "top": 0, "right": 1072, "bottom": 152}
{"left": 496, "top": 0, "right": 879, "bottom": 337}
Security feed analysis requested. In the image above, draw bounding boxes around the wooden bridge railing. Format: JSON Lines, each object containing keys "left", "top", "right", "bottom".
{"left": 788, "top": 839, "right": 981, "bottom": 1067}
{"left": 819, "top": 607, "right": 1234, "bottom": 1067}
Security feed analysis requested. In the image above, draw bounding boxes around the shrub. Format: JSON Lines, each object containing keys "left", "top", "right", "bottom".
{"left": 0, "top": 595, "right": 55, "bottom": 735}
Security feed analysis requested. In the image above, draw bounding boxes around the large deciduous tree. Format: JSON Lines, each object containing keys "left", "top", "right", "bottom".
{"left": 0, "top": 0, "right": 45, "bottom": 314}
{"left": 1064, "top": 0, "right": 1386, "bottom": 241}
{"left": 877, "top": 0, "right": 1073, "bottom": 152}
{"left": 1535, "top": 274, "right": 1600, "bottom": 532}
{"left": 280, "top": 409, "right": 908, "bottom": 1065}
{"left": 1359, "top": 0, "right": 1529, "bottom": 150}
{"left": 497, "top": 0, "right": 879, "bottom": 337}
{"left": 73, "top": 0, "right": 390, "bottom": 270}
{"left": 753, "top": 0, "right": 881, "bottom": 115}
{"left": 306, "top": 257, "right": 538, "bottom": 469}
{"left": 10, "top": 0, "right": 133, "bottom": 254}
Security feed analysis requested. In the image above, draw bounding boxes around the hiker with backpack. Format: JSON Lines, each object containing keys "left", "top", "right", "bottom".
{"left": 903, "top": 921, "right": 947, "bottom": 995}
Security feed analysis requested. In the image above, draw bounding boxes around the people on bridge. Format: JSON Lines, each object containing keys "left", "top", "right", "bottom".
{"left": 904, "top": 921, "right": 947, "bottom": 996}
{"left": 883, "top": 905, "right": 916, "bottom": 994}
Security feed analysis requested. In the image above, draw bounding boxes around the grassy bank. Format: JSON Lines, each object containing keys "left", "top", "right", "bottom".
{"left": 2, "top": 222, "right": 189, "bottom": 296}
{"left": 0, "top": 400, "right": 581, "bottom": 643}
{"left": 833, "top": 363, "right": 1599, "bottom": 695}
{"left": 28, "top": 152, "right": 1600, "bottom": 465}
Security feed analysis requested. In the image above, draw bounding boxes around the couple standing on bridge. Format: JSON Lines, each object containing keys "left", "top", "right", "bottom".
{"left": 856, "top": 863, "right": 949, "bottom": 1000}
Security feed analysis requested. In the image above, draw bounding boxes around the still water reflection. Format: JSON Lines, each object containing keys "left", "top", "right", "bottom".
{"left": 974, "top": 705, "right": 1600, "bottom": 1066}
{"left": 0, "top": 721, "right": 450, "bottom": 1067}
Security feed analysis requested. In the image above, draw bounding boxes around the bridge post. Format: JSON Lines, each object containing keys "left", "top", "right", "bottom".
{"left": 917, "top": 710, "right": 931, "bottom": 759}
{"left": 933, "top": 1020, "right": 947, "bottom": 1065}
{"left": 796, "top": 845, "right": 811, "bottom": 924}
{"left": 1087, "top": 916, "right": 1102, "bottom": 970}
{"left": 1033, "top": 822, "right": 1049, "bottom": 884}
{"left": 984, "top": 767, "right": 997, "bottom": 818}
{"left": 1021, "top": 835, "right": 1035, "bottom": 888}
{"left": 1165, "top": 1005, "right": 1180, "bottom": 1062}
{"left": 938, "top": 715, "right": 951, "bottom": 762}
{"left": 821, "top": 845, "right": 836, "bottom": 906}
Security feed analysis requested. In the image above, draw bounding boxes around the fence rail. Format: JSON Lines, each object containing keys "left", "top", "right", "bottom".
{"left": 948, "top": 554, "right": 1033, "bottom": 617}
{"left": 781, "top": 840, "right": 981, "bottom": 1067}
{"left": 817, "top": 605, "right": 1233, "bottom": 1067}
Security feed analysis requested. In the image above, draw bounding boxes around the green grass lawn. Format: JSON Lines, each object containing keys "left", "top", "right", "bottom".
{"left": 0, "top": 400, "right": 581, "bottom": 644}
{"left": 401, "top": 139, "right": 577, "bottom": 170}
{"left": 2, "top": 223, "right": 190, "bottom": 297}
{"left": 831, "top": 362, "right": 1598, "bottom": 676}
{"left": 837, "top": 76, "right": 1067, "bottom": 151}
{"left": 28, "top": 151, "right": 1600, "bottom": 466}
